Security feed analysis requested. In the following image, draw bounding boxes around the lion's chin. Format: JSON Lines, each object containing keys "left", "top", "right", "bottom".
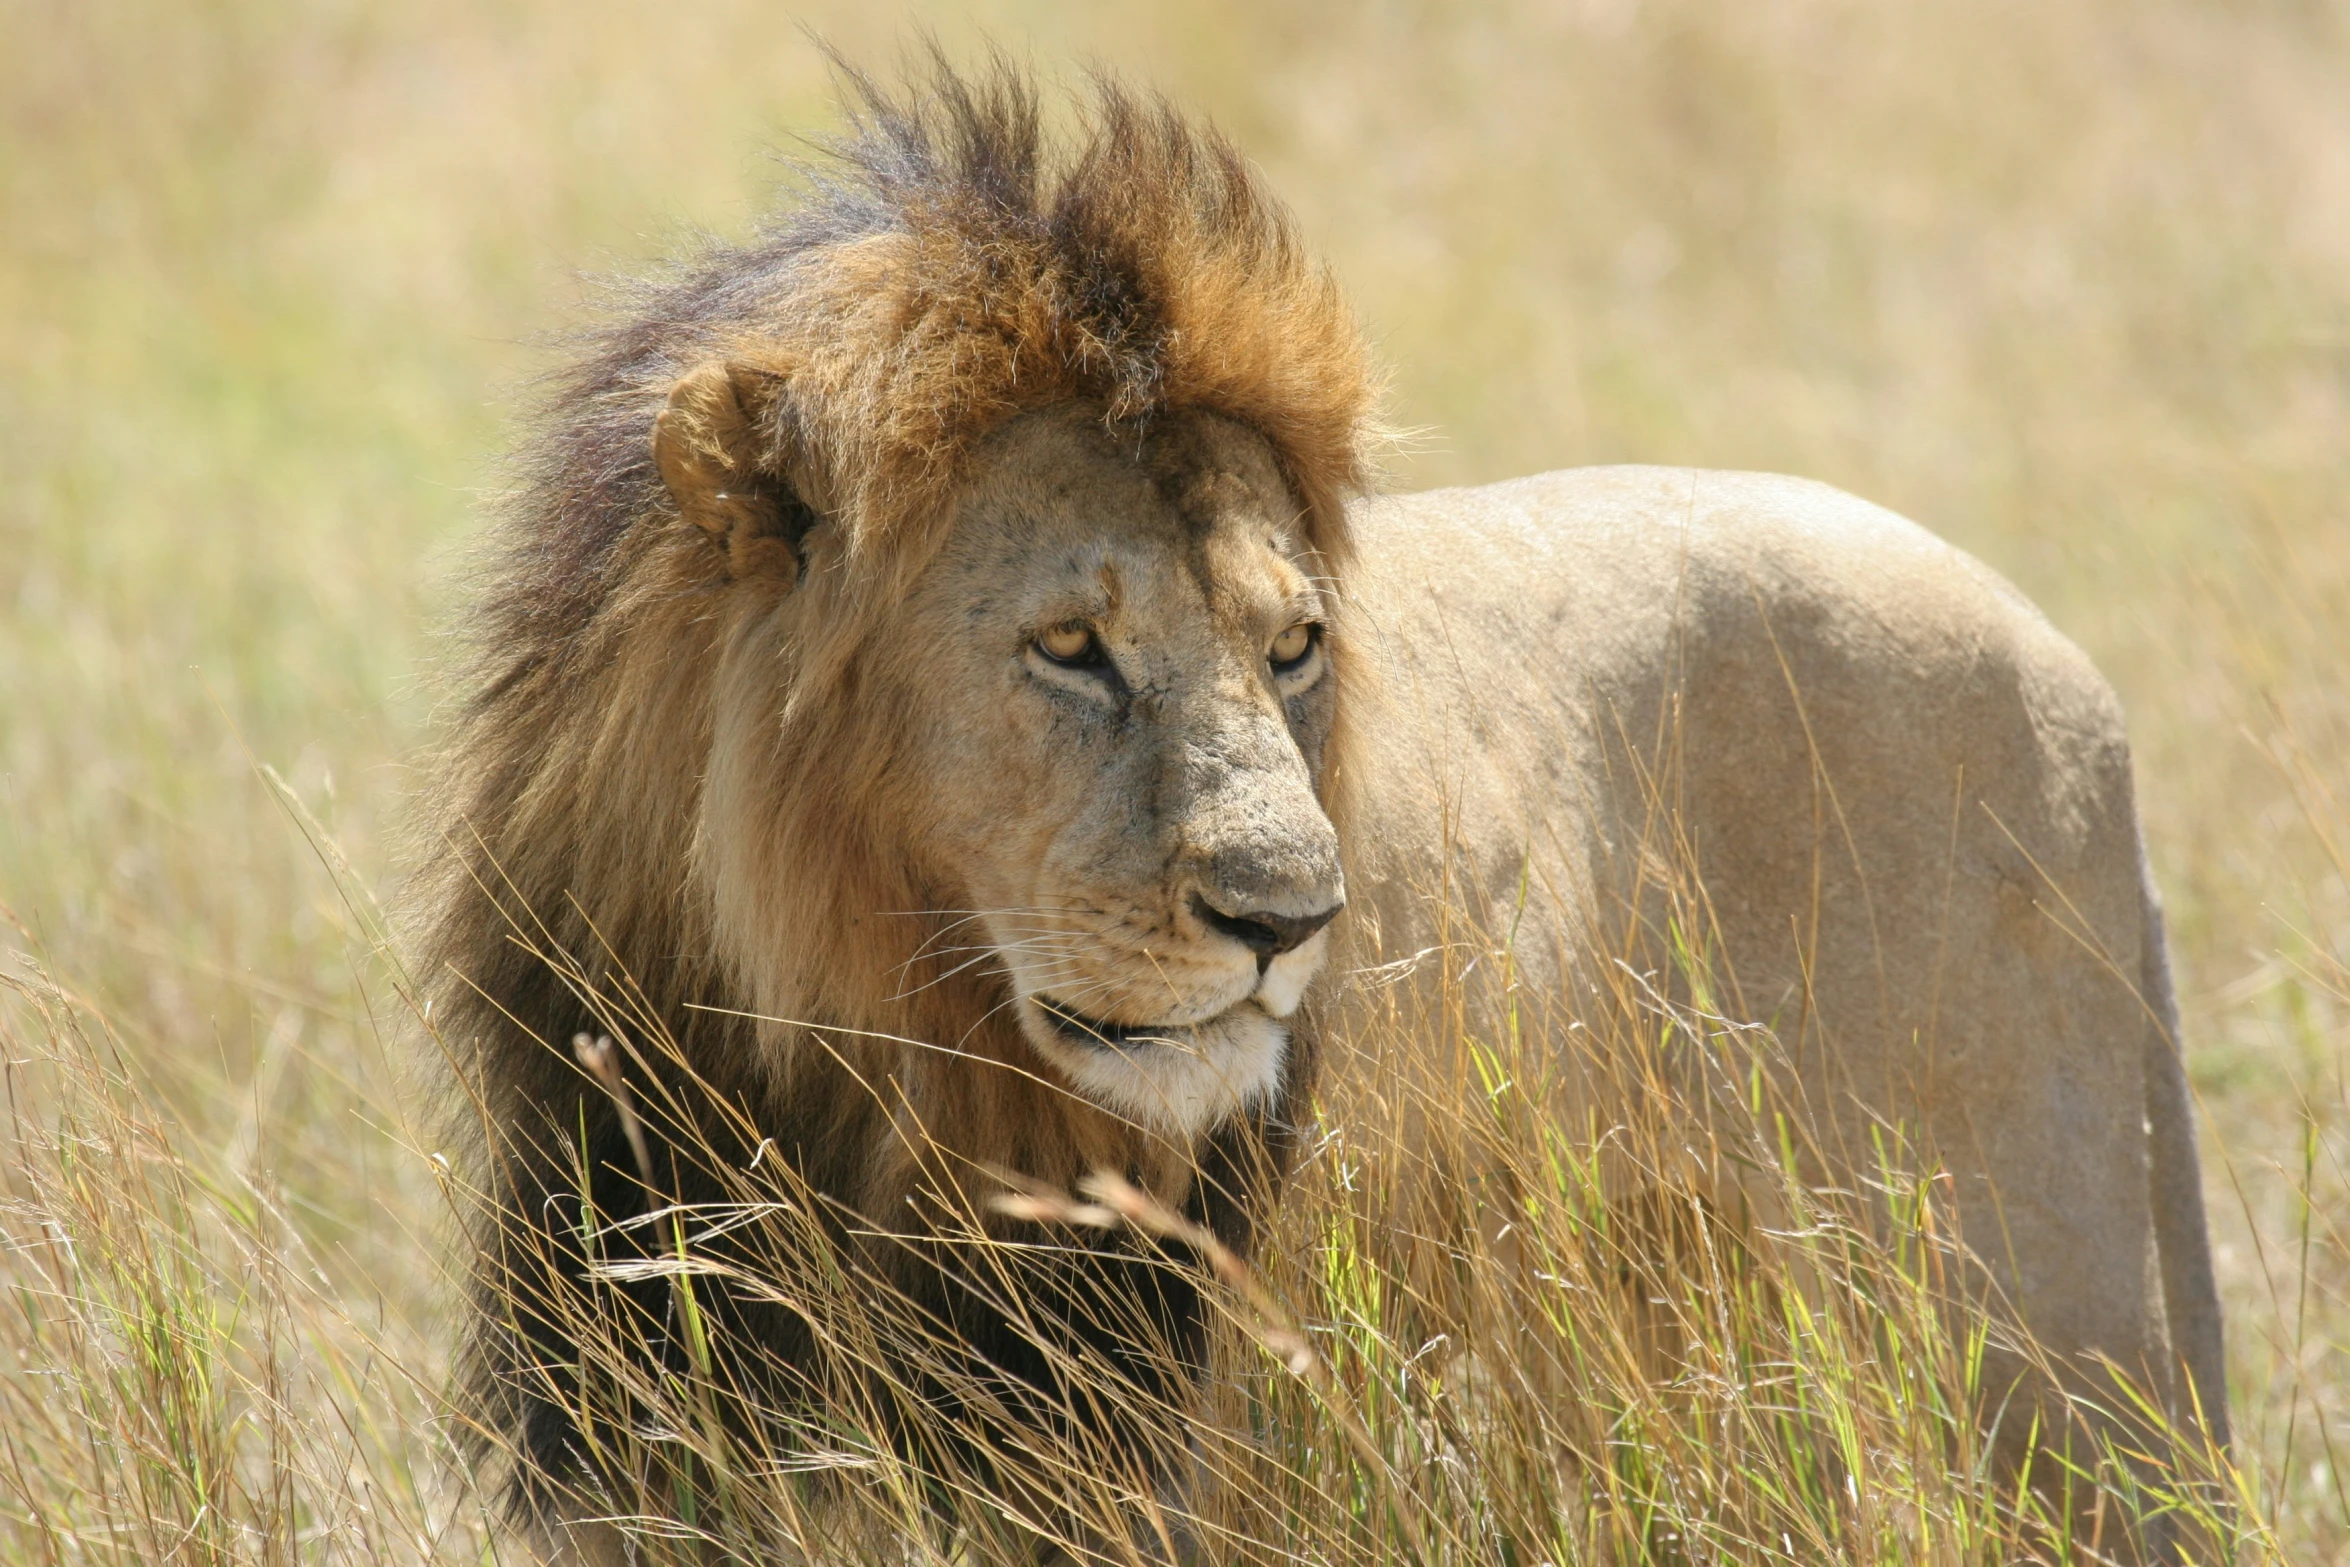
{"left": 1018, "top": 995, "right": 1286, "bottom": 1140}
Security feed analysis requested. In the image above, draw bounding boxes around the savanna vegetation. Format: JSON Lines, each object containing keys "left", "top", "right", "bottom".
{"left": 2, "top": 1, "right": 2344, "bottom": 1561}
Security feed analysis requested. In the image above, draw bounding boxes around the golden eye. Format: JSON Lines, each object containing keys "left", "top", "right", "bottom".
{"left": 1269, "top": 622, "right": 1315, "bottom": 668}
{"left": 1038, "top": 623, "right": 1096, "bottom": 664}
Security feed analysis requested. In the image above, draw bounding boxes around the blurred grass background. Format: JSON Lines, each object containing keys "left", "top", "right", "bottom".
{"left": 0, "top": 0, "right": 2343, "bottom": 1559}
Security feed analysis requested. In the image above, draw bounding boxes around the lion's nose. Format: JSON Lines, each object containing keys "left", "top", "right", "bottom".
{"left": 1192, "top": 894, "right": 1343, "bottom": 966}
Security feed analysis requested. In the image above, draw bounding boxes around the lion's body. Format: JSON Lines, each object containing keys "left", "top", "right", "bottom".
{"left": 1329, "top": 464, "right": 2226, "bottom": 1455}
{"left": 420, "top": 59, "right": 2224, "bottom": 1558}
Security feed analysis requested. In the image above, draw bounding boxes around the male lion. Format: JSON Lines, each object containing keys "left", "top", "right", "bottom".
{"left": 423, "top": 59, "right": 2225, "bottom": 1561}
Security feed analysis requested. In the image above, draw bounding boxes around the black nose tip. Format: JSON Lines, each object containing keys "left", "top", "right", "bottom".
{"left": 1192, "top": 894, "right": 1343, "bottom": 962}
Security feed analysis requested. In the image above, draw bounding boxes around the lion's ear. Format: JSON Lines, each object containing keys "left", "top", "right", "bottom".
{"left": 653, "top": 361, "right": 817, "bottom": 587}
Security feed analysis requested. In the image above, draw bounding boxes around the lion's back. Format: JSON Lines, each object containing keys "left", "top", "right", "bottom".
{"left": 1337, "top": 466, "right": 2167, "bottom": 1383}
{"left": 1343, "top": 463, "right": 2136, "bottom": 936}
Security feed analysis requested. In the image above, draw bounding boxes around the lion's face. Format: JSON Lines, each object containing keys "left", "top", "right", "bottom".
{"left": 874, "top": 407, "right": 1346, "bottom": 1136}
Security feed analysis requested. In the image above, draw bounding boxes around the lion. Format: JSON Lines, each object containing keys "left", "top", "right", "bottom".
{"left": 421, "top": 58, "right": 2225, "bottom": 1561}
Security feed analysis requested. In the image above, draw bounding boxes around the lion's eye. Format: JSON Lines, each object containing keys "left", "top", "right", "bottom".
{"left": 1268, "top": 622, "right": 1317, "bottom": 671}
{"left": 1037, "top": 623, "right": 1100, "bottom": 665}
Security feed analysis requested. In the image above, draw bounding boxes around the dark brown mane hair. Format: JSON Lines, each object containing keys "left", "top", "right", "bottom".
{"left": 418, "top": 53, "right": 1380, "bottom": 1526}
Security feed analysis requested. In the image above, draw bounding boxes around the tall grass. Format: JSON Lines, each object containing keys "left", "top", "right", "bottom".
{"left": 2, "top": 0, "right": 2345, "bottom": 1561}
{"left": 0, "top": 842, "right": 2270, "bottom": 1563}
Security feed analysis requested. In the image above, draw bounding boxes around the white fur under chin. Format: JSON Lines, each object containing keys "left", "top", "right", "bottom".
{"left": 1021, "top": 1001, "right": 1288, "bottom": 1139}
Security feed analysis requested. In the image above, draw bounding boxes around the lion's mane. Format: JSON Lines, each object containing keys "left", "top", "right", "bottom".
{"left": 419, "top": 57, "right": 1378, "bottom": 1513}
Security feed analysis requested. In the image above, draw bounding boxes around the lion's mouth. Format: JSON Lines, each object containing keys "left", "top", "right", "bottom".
{"left": 1019, "top": 990, "right": 1286, "bottom": 1137}
{"left": 1033, "top": 996, "right": 1207, "bottom": 1051}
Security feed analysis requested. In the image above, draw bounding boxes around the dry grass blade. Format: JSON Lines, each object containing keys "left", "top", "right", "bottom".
{"left": 997, "top": 1170, "right": 1438, "bottom": 1564}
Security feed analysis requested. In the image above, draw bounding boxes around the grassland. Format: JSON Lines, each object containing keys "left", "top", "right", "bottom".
{"left": 0, "top": 0, "right": 2344, "bottom": 1561}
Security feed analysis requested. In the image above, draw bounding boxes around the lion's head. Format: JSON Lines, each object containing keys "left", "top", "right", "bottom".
{"left": 427, "top": 59, "right": 1380, "bottom": 1208}
{"left": 691, "top": 393, "right": 1356, "bottom": 1136}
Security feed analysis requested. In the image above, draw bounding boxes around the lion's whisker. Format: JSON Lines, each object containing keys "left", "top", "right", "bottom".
{"left": 904, "top": 920, "right": 1102, "bottom": 965}
{"left": 892, "top": 949, "right": 1090, "bottom": 1002}
{"left": 890, "top": 931, "right": 1092, "bottom": 981}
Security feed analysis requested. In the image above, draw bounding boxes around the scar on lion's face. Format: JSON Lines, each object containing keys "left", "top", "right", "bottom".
{"left": 878, "top": 404, "right": 1346, "bottom": 1136}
